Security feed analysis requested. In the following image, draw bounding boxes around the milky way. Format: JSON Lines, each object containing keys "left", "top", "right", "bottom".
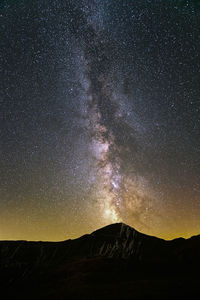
{"left": 75, "top": 1, "right": 154, "bottom": 225}
{"left": 0, "top": 0, "right": 200, "bottom": 241}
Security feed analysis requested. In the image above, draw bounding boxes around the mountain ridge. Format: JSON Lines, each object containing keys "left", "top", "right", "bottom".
{"left": 1, "top": 222, "right": 200, "bottom": 263}
{"left": 1, "top": 222, "right": 199, "bottom": 243}
{"left": 1, "top": 222, "right": 200, "bottom": 299}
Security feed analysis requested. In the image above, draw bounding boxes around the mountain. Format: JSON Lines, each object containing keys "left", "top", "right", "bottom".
{"left": 1, "top": 222, "right": 200, "bottom": 264}
{"left": 0, "top": 223, "right": 200, "bottom": 299}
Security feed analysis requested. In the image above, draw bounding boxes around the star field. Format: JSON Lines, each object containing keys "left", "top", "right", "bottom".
{"left": 0, "top": 0, "right": 200, "bottom": 241}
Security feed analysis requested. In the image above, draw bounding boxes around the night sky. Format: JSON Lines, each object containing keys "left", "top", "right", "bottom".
{"left": 0, "top": 0, "right": 200, "bottom": 241}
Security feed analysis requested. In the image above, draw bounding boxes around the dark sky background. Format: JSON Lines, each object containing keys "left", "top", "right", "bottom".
{"left": 0, "top": 0, "right": 200, "bottom": 241}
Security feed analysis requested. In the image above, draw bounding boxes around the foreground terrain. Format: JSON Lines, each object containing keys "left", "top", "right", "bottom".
{"left": 0, "top": 223, "right": 200, "bottom": 299}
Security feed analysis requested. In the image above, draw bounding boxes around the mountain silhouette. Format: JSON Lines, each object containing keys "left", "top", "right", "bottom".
{"left": 0, "top": 223, "right": 200, "bottom": 299}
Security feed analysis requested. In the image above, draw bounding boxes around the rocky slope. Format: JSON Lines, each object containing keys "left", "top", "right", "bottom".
{"left": 1, "top": 223, "right": 200, "bottom": 299}
{"left": 0, "top": 222, "right": 200, "bottom": 267}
